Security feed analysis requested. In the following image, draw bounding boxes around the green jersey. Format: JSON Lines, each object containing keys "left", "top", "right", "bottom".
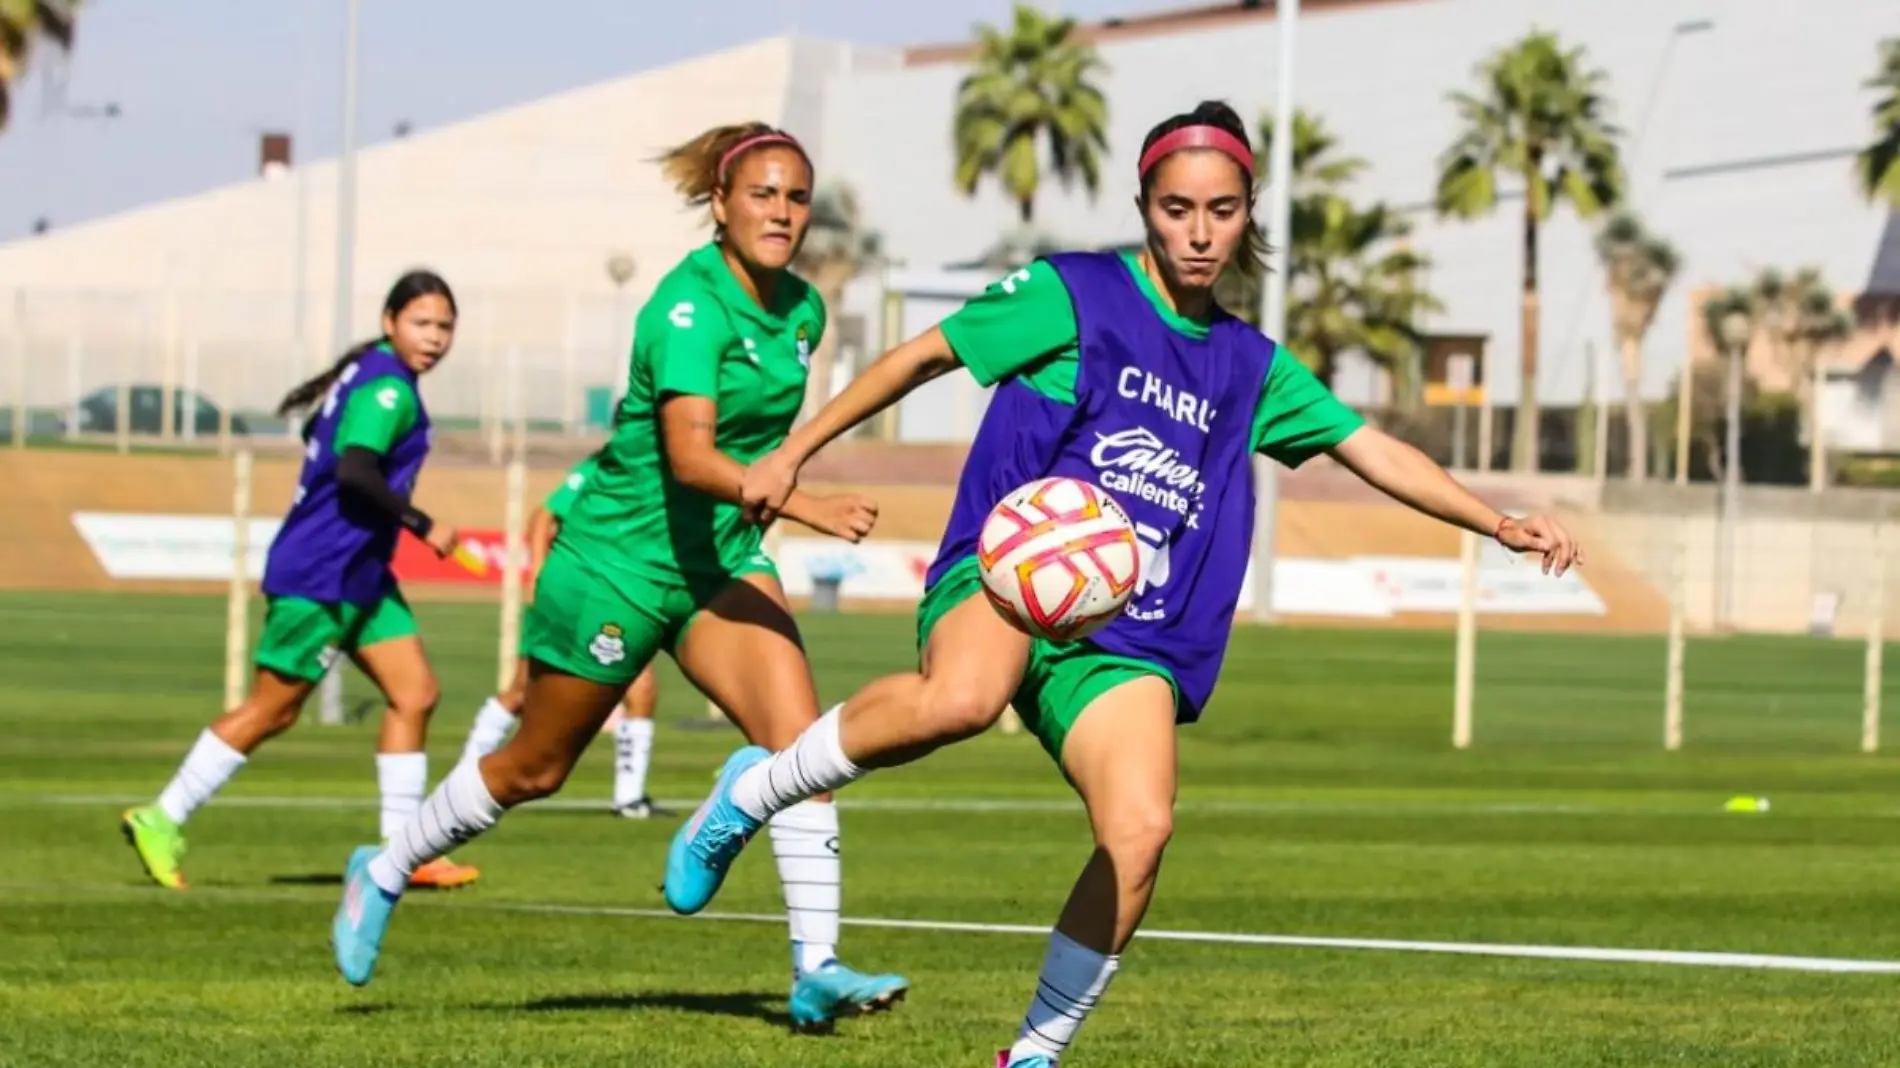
{"left": 331, "top": 375, "right": 420, "bottom": 456}
{"left": 542, "top": 454, "right": 600, "bottom": 522}
{"left": 938, "top": 252, "right": 1365, "bottom": 466}
{"left": 561, "top": 242, "right": 824, "bottom": 586}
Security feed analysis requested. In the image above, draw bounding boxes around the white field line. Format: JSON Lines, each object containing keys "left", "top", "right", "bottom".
{"left": 498, "top": 902, "right": 1900, "bottom": 975}
{"left": 6, "top": 881, "right": 1892, "bottom": 975}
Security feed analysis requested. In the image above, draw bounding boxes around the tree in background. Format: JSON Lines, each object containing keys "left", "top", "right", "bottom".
{"left": 1217, "top": 109, "right": 1438, "bottom": 402}
{"left": 0, "top": 0, "right": 79, "bottom": 132}
{"left": 1697, "top": 285, "right": 1759, "bottom": 485}
{"left": 1749, "top": 267, "right": 1855, "bottom": 487}
{"left": 1856, "top": 38, "right": 1900, "bottom": 208}
{"left": 1592, "top": 210, "right": 1679, "bottom": 479}
{"left": 793, "top": 182, "right": 883, "bottom": 424}
{"left": 1436, "top": 29, "right": 1625, "bottom": 472}
{"left": 952, "top": 3, "right": 1109, "bottom": 224}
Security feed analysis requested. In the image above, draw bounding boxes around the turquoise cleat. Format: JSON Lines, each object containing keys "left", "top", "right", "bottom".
{"left": 788, "top": 959, "right": 910, "bottom": 1033}
{"left": 995, "top": 1053, "right": 1056, "bottom": 1068}
{"left": 663, "top": 746, "right": 769, "bottom": 915}
{"left": 332, "top": 845, "right": 401, "bottom": 987}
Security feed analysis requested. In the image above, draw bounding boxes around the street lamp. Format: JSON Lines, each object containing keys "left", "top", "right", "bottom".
{"left": 1714, "top": 296, "right": 1754, "bottom": 630}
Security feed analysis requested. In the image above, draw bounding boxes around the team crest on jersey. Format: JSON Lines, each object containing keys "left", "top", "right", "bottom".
{"left": 795, "top": 323, "right": 812, "bottom": 369}
{"left": 588, "top": 623, "right": 627, "bottom": 666}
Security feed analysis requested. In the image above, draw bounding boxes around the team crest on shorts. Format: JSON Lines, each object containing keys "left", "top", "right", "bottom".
{"left": 795, "top": 323, "right": 812, "bottom": 369}
{"left": 589, "top": 623, "right": 627, "bottom": 666}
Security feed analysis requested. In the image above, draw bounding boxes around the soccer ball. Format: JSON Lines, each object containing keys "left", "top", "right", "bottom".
{"left": 976, "top": 476, "right": 1141, "bottom": 642}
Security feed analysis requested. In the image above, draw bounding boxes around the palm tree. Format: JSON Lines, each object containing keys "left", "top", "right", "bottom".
{"left": 1699, "top": 286, "right": 1758, "bottom": 485}
{"left": 1283, "top": 197, "right": 1441, "bottom": 397}
{"left": 1856, "top": 38, "right": 1900, "bottom": 207}
{"left": 1214, "top": 108, "right": 1439, "bottom": 401}
{"left": 1593, "top": 211, "right": 1679, "bottom": 479}
{"left": 1215, "top": 107, "right": 1366, "bottom": 324}
{"left": 1436, "top": 30, "right": 1626, "bottom": 472}
{"left": 952, "top": 2, "right": 1109, "bottom": 224}
{"left": 1750, "top": 267, "right": 1855, "bottom": 488}
{"left": 0, "top": 1, "right": 80, "bottom": 132}
{"left": 793, "top": 182, "right": 883, "bottom": 423}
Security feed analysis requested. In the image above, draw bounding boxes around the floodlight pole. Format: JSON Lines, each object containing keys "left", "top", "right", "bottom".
{"left": 319, "top": 0, "right": 362, "bottom": 726}
{"left": 1252, "top": 0, "right": 1299, "bottom": 623}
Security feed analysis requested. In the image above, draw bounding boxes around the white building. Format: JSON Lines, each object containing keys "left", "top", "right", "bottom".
{"left": 2, "top": 0, "right": 1895, "bottom": 444}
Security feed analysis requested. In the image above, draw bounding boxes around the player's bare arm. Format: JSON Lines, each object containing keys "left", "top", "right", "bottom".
{"left": 1328, "top": 425, "right": 1583, "bottom": 576}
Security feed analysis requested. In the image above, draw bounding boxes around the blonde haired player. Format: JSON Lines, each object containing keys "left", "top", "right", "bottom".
{"left": 460, "top": 453, "right": 664, "bottom": 818}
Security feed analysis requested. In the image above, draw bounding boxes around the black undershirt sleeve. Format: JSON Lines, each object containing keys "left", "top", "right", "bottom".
{"left": 336, "top": 446, "right": 436, "bottom": 539}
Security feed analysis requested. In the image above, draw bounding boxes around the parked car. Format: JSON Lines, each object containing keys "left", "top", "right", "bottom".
{"left": 73, "top": 385, "right": 250, "bottom": 438}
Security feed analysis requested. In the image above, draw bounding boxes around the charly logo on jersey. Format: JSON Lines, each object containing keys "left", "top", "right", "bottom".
{"left": 668, "top": 301, "right": 695, "bottom": 329}
{"left": 742, "top": 337, "right": 760, "bottom": 365}
{"left": 589, "top": 622, "right": 627, "bottom": 666}
{"left": 375, "top": 385, "right": 400, "bottom": 410}
{"left": 795, "top": 323, "right": 812, "bottom": 369}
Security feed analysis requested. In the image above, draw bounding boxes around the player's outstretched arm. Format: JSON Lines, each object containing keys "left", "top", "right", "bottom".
{"left": 741, "top": 327, "right": 961, "bottom": 525}
{"left": 1327, "top": 426, "right": 1584, "bottom": 576}
{"left": 659, "top": 394, "right": 877, "bottom": 542}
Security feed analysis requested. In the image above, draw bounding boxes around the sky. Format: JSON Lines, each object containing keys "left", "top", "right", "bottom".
{"left": 0, "top": 0, "right": 1164, "bottom": 240}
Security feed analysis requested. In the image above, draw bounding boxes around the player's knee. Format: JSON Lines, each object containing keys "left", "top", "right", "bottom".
{"left": 1097, "top": 804, "right": 1174, "bottom": 881}
{"left": 387, "top": 678, "right": 442, "bottom": 722}
{"left": 485, "top": 745, "right": 574, "bottom": 805}
{"left": 920, "top": 679, "right": 1006, "bottom": 740}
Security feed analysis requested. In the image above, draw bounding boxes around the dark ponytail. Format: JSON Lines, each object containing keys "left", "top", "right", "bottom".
{"left": 276, "top": 269, "right": 457, "bottom": 418}
{"left": 1137, "top": 100, "right": 1270, "bottom": 279}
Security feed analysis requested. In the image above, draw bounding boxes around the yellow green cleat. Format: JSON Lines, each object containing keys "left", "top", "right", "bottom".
{"left": 120, "top": 805, "right": 188, "bottom": 890}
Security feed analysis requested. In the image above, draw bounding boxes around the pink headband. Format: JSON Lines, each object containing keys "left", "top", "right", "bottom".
{"left": 1138, "top": 125, "right": 1255, "bottom": 181}
{"left": 717, "top": 131, "right": 807, "bottom": 183}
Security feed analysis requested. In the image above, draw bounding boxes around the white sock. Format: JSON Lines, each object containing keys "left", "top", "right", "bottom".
{"left": 463, "top": 697, "right": 517, "bottom": 762}
{"left": 376, "top": 752, "right": 428, "bottom": 842}
{"left": 366, "top": 758, "right": 502, "bottom": 894}
{"left": 1008, "top": 931, "right": 1121, "bottom": 1064}
{"left": 155, "top": 729, "right": 248, "bottom": 825}
{"left": 730, "top": 705, "right": 863, "bottom": 822}
{"left": 769, "top": 799, "right": 841, "bottom": 976}
{"left": 613, "top": 717, "right": 655, "bottom": 807}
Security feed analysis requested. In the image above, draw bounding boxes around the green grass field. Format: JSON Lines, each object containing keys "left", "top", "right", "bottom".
{"left": 4, "top": 590, "right": 1900, "bottom": 1066}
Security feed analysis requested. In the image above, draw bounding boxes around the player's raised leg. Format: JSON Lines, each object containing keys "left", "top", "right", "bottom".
{"left": 351, "top": 611, "right": 479, "bottom": 891}
{"left": 331, "top": 552, "right": 655, "bottom": 986}
{"left": 121, "top": 596, "right": 334, "bottom": 890}
{"left": 671, "top": 570, "right": 906, "bottom": 1030}
{"left": 998, "top": 675, "right": 1176, "bottom": 1068}
{"left": 667, "top": 587, "right": 1029, "bottom": 913}
{"left": 611, "top": 664, "right": 662, "bottom": 818}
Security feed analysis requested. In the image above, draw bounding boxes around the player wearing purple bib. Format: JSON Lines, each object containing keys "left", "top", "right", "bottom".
{"left": 665, "top": 102, "right": 1585, "bottom": 1065}
{"left": 121, "top": 271, "right": 480, "bottom": 893}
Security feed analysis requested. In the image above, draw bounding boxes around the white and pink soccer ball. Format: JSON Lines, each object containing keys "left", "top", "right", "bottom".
{"left": 976, "top": 477, "right": 1141, "bottom": 642}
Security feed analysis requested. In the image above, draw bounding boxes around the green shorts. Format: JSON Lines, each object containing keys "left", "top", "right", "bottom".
{"left": 917, "top": 555, "right": 1179, "bottom": 765}
{"left": 523, "top": 545, "right": 781, "bottom": 686}
{"left": 254, "top": 590, "right": 419, "bottom": 683}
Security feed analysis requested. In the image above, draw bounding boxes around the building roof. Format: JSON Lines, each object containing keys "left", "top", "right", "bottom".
{"left": 902, "top": 0, "right": 1419, "bottom": 66}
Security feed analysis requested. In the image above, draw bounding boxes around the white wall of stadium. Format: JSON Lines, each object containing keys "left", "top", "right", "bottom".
{"left": 2, "top": 0, "right": 1892, "bottom": 429}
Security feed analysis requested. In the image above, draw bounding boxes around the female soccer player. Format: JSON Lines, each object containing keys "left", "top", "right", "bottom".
{"left": 461, "top": 452, "right": 665, "bottom": 819}
{"left": 122, "top": 270, "right": 481, "bottom": 892}
{"left": 333, "top": 122, "right": 908, "bottom": 1030}
{"left": 665, "top": 101, "right": 1584, "bottom": 1067}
